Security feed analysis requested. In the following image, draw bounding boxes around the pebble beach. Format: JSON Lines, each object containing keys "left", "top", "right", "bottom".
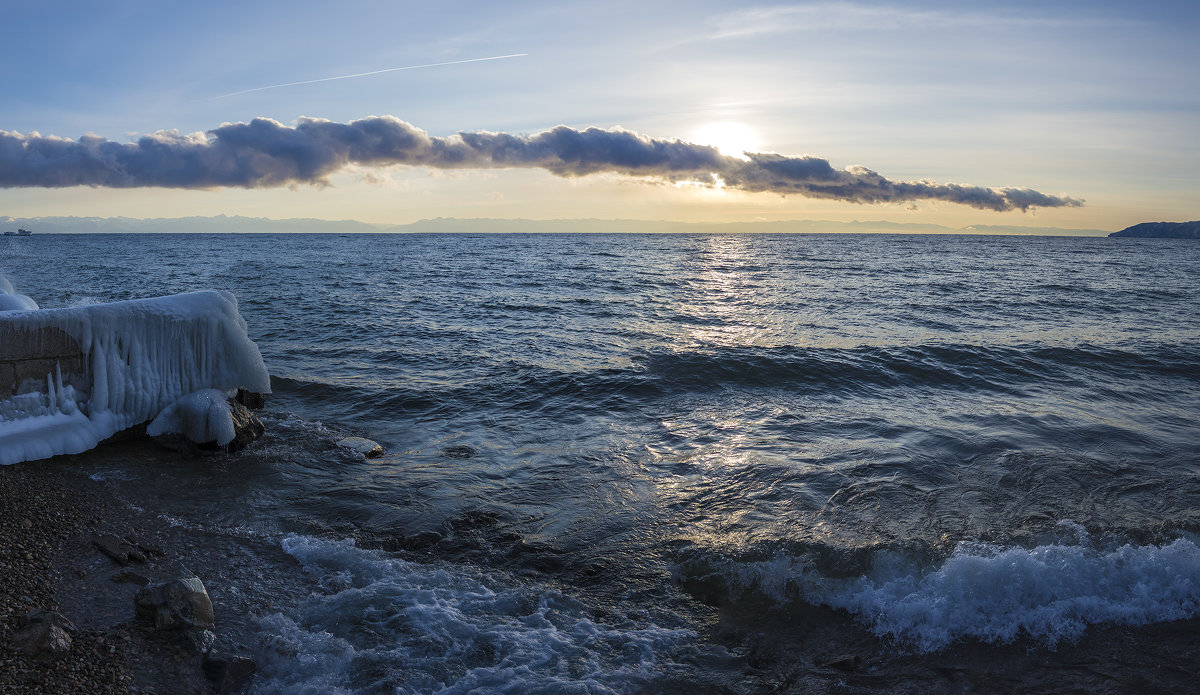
{"left": 0, "top": 459, "right": 132, "bottom": 693}
{"left": 0, "top": 440, "right": 275, "bottom": 695}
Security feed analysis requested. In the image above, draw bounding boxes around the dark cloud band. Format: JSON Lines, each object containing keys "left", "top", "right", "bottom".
{"left": 0, "top": 116, "right": 1082, "bottom": 211}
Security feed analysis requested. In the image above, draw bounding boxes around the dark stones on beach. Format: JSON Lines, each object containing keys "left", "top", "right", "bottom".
{"left": 11, "top": 610, "right": 75, "bottom": 661}
{"left": 92, "top": 534, "right": 146, "bottom": 565}
{"left": 109, "top": 570, "right": 151, "bottom": 586}
{"left": 134, "top": 576, "right": 215, "bottom": 631}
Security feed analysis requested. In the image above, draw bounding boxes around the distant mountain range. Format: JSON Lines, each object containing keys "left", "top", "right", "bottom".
{"left": 1, "top": 215, "right": 1115, "bottom": 236}
{"left": 1109, "top": 221, "right": 1200, "bottom": 239}
{"left": 0, "top": 214, "right": 385, "bottom": 235}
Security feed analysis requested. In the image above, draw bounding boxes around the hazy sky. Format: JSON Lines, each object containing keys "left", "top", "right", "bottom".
{"left": 1, "top": 0, "right": 1196, "bottom": 230}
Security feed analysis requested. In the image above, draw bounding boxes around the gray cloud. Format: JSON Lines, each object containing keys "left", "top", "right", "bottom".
{"left": 0, "top": 116, "right": 1082, "bottom": 211}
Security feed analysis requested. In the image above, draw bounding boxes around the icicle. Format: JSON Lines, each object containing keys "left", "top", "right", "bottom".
{"left": 0, "top": 291, "right": 270, "bottom": 465}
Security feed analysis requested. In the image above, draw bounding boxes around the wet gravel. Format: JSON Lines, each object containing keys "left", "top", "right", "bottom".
{"left": 0, "top": 461, "right": 132, "bottom": 694}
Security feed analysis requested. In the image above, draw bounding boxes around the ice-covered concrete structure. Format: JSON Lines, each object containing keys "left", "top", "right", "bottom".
{"left": 0, "top": 286, "right": 270, "bottom": 465}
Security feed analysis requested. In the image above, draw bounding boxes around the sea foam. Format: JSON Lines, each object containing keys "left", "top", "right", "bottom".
{"left": 254, "top": 535, "right": 697, "bottom": 694}
{"left": 713, "top": 526, "right": 1200, "bottom": 651}
{"left": 819, "top": 533, "right": 1200, "bottom": 651}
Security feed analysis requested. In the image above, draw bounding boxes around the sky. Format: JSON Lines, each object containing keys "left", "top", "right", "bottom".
{"left": 1, "top": 0, "right": 1197, "bottom": 231}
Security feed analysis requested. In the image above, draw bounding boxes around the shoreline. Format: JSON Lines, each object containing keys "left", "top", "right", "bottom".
{"left": 6, "top": 438, "right": 1200, "bottom": 694}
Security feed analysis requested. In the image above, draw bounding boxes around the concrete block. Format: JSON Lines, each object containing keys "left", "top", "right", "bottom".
{"left": 0, "top": 325, "right": 82, "bottom": 361}
{"left": 0, "top": 362, "right": 14, "bottom": 394}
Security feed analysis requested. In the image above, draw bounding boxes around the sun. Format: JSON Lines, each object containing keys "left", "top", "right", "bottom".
{"left": 690, "top": 122, "right": 761, "bottom": 160}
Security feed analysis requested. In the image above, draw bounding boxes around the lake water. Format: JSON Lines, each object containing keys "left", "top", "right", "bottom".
{"left": 4, "top": 231, "right": 1199, "bottom": 693}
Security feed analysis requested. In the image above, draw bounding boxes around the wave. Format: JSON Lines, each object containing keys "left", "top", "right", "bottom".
{"left": 520, "top": 341, "right": 1200, "bottom": 407}
{"left": 676, "top": 524, "right": 1200, "bottom": 652}
{"left": 252, "top": 535, "right": 705, "bottom": 694}
{"left": 267, "top": 340, "right": 1200, "bottom": 425}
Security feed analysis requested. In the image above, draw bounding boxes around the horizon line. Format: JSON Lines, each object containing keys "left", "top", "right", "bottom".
{"left": 3, "top": 215, "right": 1120, "bottom": 236}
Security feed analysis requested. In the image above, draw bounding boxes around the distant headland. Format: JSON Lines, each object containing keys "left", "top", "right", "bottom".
{"left": 1109, "top": 221, "right": 1200, "bottom": 239}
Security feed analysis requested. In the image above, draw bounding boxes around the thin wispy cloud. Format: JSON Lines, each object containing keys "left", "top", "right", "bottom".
{"left": 214, "top": 54, "right": 528, "bottom": 99}
{"left": 705, "top": 2, "right": 1142, "bottom": 40}
{"left": 0, "top": 116, "right": 1082, "bottom": 212}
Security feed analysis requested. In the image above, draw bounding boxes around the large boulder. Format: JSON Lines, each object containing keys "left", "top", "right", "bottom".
{"left": 134, "top": 576, "right": 215, "bottom": 631}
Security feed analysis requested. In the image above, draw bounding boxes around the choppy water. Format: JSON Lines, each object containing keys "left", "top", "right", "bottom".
{"left": 4, "top": 231, "right": 1200, "bottom": 692}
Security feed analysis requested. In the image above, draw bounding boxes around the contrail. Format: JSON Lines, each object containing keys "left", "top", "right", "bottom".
{"left": 214, "top": 53, "right": 528, "bottom": 99}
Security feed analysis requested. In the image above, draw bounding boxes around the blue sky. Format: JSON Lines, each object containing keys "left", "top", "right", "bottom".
{"left": 1, "top": 0, "right": 1196, "bottom": 229}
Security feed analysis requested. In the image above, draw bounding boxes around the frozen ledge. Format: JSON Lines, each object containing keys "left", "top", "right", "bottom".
{"left": 0, "top": 291, "right": 271, "bottom": 465}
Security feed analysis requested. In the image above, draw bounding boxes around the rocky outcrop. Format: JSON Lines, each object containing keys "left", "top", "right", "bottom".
{"left": 1109, "top": 221, "right": 1200, "bottom": 238}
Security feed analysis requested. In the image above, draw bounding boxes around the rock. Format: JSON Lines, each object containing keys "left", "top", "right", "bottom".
{"left": 137, "top": 540, "right": 167, "bottom": 558}
{"left": 223, "top": 400, "right": 265, "bottom": 452}
{"left": 234, "top": 388, "right": 266, "bottom": 410}
{"left": 180, "top": 628, "right": 216, "bottom": 653}
{"left": 110, "top": 570, "right": 152, "bottom": 586}
{"left": 336, "top": 436, "right": 385, "bottom": 458}
{"left": 135, "top": 576, "right": 215, "bottom": 630}
{"left": 203, "top": 651, "right": 258, "bottom": 692}
{"left": 152, "top": 399, "right": 264, "bottom": 456}
{"left": 826, "top": 653, "right": 860, "bottom": 672}
{"left": 11, "top": 610, "right": 75, "bottom": 661}
{"left": 93, "top": 534, "right": 146, "bottom": 565}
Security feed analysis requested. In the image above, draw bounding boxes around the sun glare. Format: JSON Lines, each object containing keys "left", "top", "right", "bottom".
{"left": 691, "top": 122, "right": 761, "bottom": 160}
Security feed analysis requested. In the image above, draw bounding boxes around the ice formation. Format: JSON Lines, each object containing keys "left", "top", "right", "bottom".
{"left": 147, "top": 389, "right": 237, "bottom": 446}
{"left": 0, "top": 294, "right": 39, "bottom": 312}
{"left": 0, "top": 284, "right": 270, "bottom": 465}
{"left": 0, "top": 275, "right": 38, "bottom": 312}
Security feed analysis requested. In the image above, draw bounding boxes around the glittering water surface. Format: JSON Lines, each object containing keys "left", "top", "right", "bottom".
{"left": 5, "top": 231, "right": 1200, "bottom": 692}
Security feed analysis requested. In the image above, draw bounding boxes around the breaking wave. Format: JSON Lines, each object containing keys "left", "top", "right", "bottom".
{"left": 253, "top": 535, "right": 708, "bottom": 694}
{"left": 678, "top": 524, "right": 1200, "bottom": 652}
